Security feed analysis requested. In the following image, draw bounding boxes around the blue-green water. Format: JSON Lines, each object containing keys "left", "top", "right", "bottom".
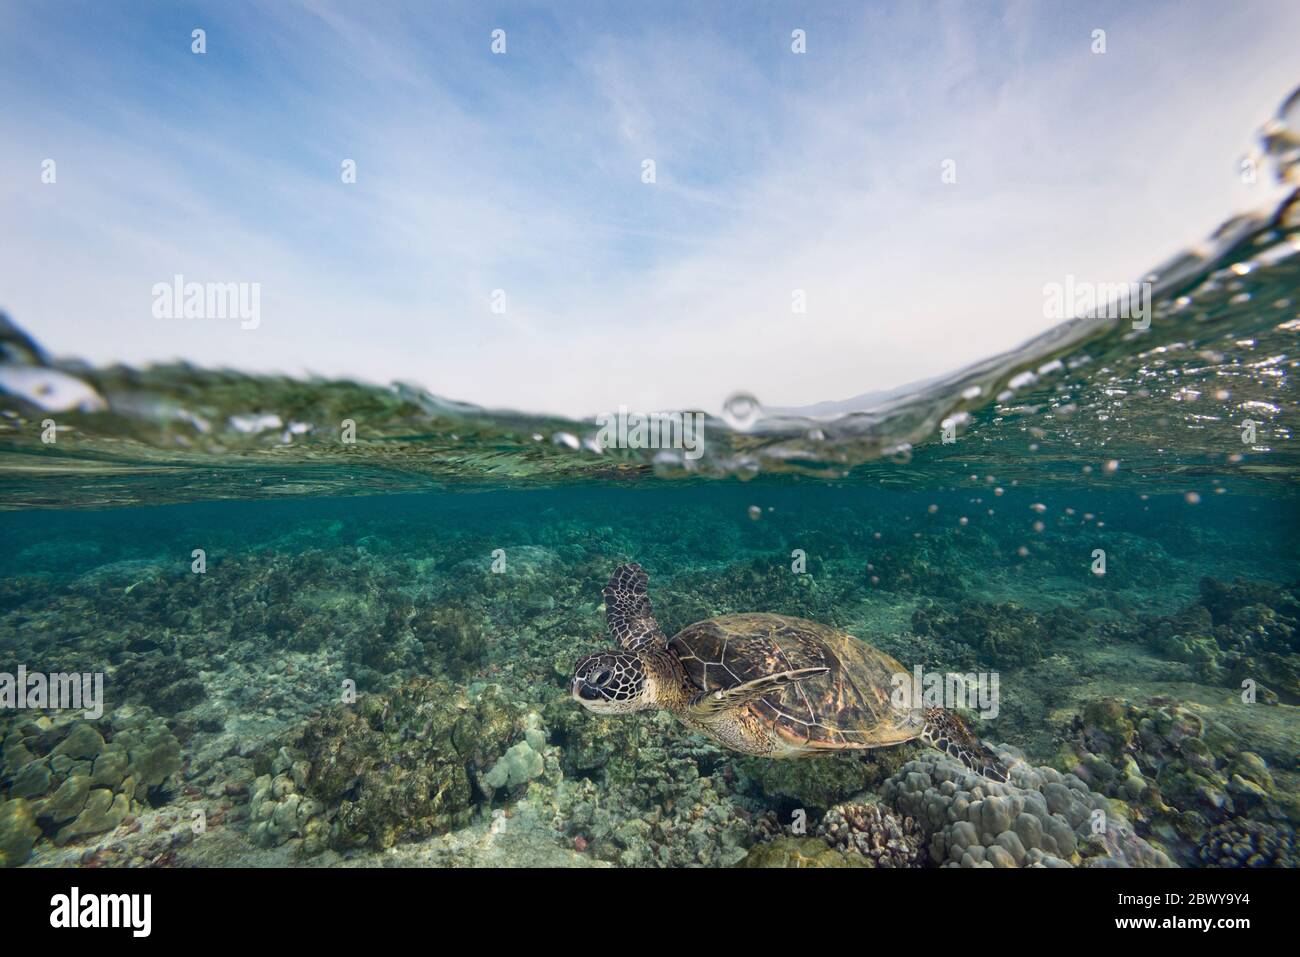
{"left": 1, "top": 101, "right": 1298, "bottom": 870}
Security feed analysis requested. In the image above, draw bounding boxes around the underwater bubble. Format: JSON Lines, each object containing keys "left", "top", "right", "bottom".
{"left": 551, "top": 431, "right": 580, "bottom": 450}
{"left": 721, "top": 392, "right": 762, "bottom": 429}
{"left": 1104, "top": 459, "right": 1119, "bottom": 473}
{"left": 747, "top": 505, "right": 762, "bottom": 521}
{"left": 1185, "top": 491, "right": 1202, "bottom": 504}
{"left": 1017, "top": 545, "right": 1030, "bottom": 557}
{"left": 732, "top": 455, "right": 760, "bottom": 481}
{"left": 887, "top": 443, "right": 913, "bottom": 465}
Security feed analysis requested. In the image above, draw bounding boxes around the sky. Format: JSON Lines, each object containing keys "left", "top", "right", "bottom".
{"left": 1, "top": 0, "right": 1297, "bottom": 418}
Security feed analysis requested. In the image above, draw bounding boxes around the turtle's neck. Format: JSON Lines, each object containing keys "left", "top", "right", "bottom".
{"left": 642, "top": 648, "right": 693, "bottom": 714}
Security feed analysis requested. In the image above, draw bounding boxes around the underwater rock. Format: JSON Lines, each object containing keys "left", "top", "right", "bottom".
{"left": 655, "top": 559, "right": 836, "bottom": 634}
{"left": 1199, "top": 577, "right": 1295, "bottom": 626}
{"left": 0, "top": 798, "right": 41, "bottom": 867}
{"left": 1122, "top": 578, "right": 1300, "bottom": 702}
{"left": 737, "top": 748, "right": 909, "bottom": 812}
{"left": 736, "top": 836, "right": 869, "bottom": 868}
{"left": 1063, "top": 695, "right": 1293, "bottom": 863}
{"left": 484, "top": 724, "right": 547, "bottom": 791}
{"left": 246, "top": 746, "right": 327, "bottom": 852}
{"left": 54, "top": 788, "right": 129, "bottom": 845}
{"left": 543, "top": 696, "right": 647, "bottom": 775}
{"left": 1198, "top": 819, "right": 1297, "bottom": 868}
{"left": 0, "top": 708, "right": 182, "bottom": 864}
{"left": 115, "top": 655, "right": 207, "bottom": 715}
{"left": 880, "top": 749, "right": 1174, "bottom": 868}
{"left": 251, "top": 676, "right": 526, "bottom": 853}
{"left": 911, "top": 600, "right": 1082, "bottom": 668}
{"left": 816, "top": 801, "right": 925, "bottom": 867}
{"left": 548, "top": 715, "right": 765, "bottom": 868}
{"left": 412, "top": 603, "right": 489, "bottom": 679}
{"left": 52, "top": 722, "right": 104, "bottom": 760}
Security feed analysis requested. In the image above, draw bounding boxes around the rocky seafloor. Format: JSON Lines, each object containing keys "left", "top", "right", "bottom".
{"left": 1, "top": 487, "right": 1297, "bottom": 868}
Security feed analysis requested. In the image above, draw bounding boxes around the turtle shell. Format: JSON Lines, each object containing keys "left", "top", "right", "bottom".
{"left": 668, "top": 613, "right": 923, "bottom": 751}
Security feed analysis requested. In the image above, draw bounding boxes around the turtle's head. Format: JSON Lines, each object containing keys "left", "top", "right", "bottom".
{"left": 571, "top": 651, "right": 654, "bottom": 714}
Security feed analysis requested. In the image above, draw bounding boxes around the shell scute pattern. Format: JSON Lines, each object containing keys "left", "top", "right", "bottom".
{"left": 669, "top": 613, "right": 922, "bottom": 751}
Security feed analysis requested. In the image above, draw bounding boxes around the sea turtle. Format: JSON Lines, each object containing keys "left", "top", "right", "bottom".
{"left": 572, "top": 563, "right": 1009, "bottom": 781}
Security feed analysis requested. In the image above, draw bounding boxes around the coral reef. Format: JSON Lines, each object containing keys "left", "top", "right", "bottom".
{"left": 1198, "top": 820, "right": 1297, "bottom": 868}
{"left": 0, "top": 707, "right": 181, "bottom": 865}
{"left": 911, "top": 599, "right": 1084, "bottom": 668}
{"left": 880, "top": 750, "right": 1174, "bottom": 867}
{"left": 735, "top": 749, "right": 910, "bottom": 812}
{"left": 244, "top": 676, "right": 534, "bottom": 854}
{"left": 737, "top": 836, "right": 868, "bottom": 868}
{"left": 1121, "top": 578, "right": 1300, "bottom": 702}
{"left": 1061, "top": 695, "right": 1297, "bottom": 864}
{"left": 816, "top": 801, "right": 925, "bottom": 867}
{"left": 114, "top": 655, "right": 207, "bottom": 715}
{"left": 0, "top": 483, "right": 1294, "bottom": 870}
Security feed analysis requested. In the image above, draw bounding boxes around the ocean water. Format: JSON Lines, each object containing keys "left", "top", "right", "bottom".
{"left": 0, "top": 94, "right": 1297, "bottom": 870}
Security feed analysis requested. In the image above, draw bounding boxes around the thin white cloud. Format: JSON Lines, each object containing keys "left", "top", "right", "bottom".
{"left": 0, "top": 1, "right": 1295, "bottom": 418}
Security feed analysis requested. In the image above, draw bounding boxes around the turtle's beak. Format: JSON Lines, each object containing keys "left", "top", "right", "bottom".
{"left": 573, "top": 679, "right": 600, "bottom": 704}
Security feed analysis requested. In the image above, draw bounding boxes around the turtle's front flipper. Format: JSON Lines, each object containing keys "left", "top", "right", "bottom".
{"left": 921, "top": 708, "right": 1010, "bottom": 783}
{"left": 603, "top": 562, "right": 667, "bottom": 651}
{"left": 689, "top": 667, "right": 830, "bottom": 716}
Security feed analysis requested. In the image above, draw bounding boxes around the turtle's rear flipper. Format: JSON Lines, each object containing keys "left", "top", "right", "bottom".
{"left": 921, "top": 708, "right": 1010, "bottom": 783}
{"left": 603, "top": 562, "right": 667, "bottom": 651}
{"left": 689, "top": 667, "right": 830, "bottom": 716}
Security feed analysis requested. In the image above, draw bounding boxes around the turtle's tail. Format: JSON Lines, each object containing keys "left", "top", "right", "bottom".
{"left": 921, "top": 708, "right": 1010, "bottom": 783}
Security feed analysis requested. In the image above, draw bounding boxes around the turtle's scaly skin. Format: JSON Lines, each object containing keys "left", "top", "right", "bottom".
{"left": 669, "top": 613, "right": 923, "bottom": 755}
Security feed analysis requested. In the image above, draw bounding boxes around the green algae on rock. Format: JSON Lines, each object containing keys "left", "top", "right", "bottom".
{"left": 248, "top": 677, "right": 530, "bottom": 854}
{"left": 1062, "top": 695, "right": 1296, "bottom": 864}
{"left": 737, "top": 836, "right": 869, "bottom": 868}
{"left": 0, "top": 707, "right": 181, "bottom": 865}
{"left": 1121, "top": 578, "right": 1300, "bottom": 703}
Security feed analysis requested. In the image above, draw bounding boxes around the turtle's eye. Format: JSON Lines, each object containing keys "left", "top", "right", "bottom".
{"left": 591, "top": 668, "right": 613, "bottom": 687}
